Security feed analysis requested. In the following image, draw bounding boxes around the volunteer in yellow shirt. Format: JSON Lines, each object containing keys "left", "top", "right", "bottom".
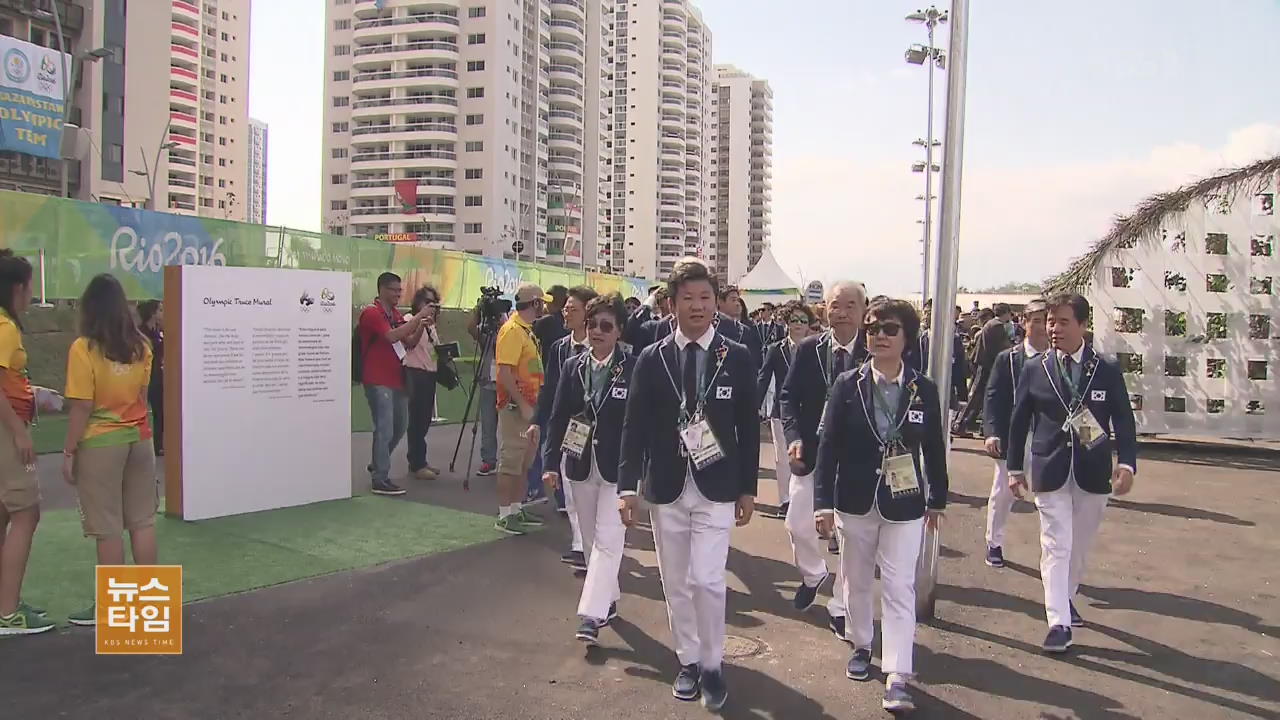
{"left": 62, "top": 274, "right": 158, "bottom": 627}
{"left": 0, "top": 250, "right": 53, "bottom": 636}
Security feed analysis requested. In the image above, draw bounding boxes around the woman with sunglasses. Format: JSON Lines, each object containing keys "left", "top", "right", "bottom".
{"left": 541, "top": 293, "right": 635, "bottom": 645}
{"left": 813, "top": 297, "right": 948, "bottom": 714}
{"left": 756, "top": 300, "right": 814, "bottom": 519}
{"left": 403, "top": 285, "right": 442, "bottom": 480}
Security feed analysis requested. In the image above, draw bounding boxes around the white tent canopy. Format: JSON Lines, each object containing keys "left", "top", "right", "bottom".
{"left": 735, "top": 247, "right": 800, "bottom": 310}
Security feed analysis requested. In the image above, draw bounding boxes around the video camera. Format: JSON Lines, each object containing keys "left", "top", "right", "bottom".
{"left": 476, "top": 286, "right": 512, "bottom": 334}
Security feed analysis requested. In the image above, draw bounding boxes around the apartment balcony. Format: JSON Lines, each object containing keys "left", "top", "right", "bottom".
{"left": 548, "top": 155, "right": 583, "bottom": 176}
{"left": 169, "top": 65, "right": 198, "bottom": 90}
{"left": 351, "top": 149, "right": 459, "bottom": 173}
{"left": 351, "top": 204, "right": 458, "bottom": 224}
{"left": 169, "top": 88, "right": 198, "bottom": 112}
{"left": 662, "top": 13, "right": 684, "bottom": 31}
{"left": 352, "top": 13, "right": 460, "bottom": 42}
{"left": 170, "top": 111, "right": 198, "bottom": 131}
{"left": 548, "top": 131, "right": 582, "bottom": 152}
{"left": 661, "top": 96, "right": 686, "bottom": 115}
{"left": 549, "top": 109, "right": 584, "bottom": 131}
{"left": 172, "top": 0, "right": 199, "bottom": 22}
{"left": 351, "top": 95, "right": 459, "bottom": 120}
{"left": 549, "top": 0, "right": 586, "bottom": 21}
{"left": 549, "top": 84, "right": 584, "bottom": 105}
{"left": 350, "top": 122, "right": 458, "bottom": 145}
{"left": 170, "top": 43, "right": 200, "bottom": 66}
{"left": 548, "top": 64, "right": 584, "bottom": 87}
{"left": 660, "top": 131, "right": 685, "bottom": 150}
{"left": 352, "top": 41, "right": 459, "bottom": 68}
{"left": 548, "top": 40, "right": 585, "bottom": 64}
{"left": 662, "top": 30, "right": 684, "bottom": 47}
{"left": 353, "top": 67, "right": 459, "bottom": 93}
{"left": 349, "top": 176, "right": 457, "bottom": 198}
{"left": 662, "top": 0, "right": 687, "bottom": 17}
{"left": 549, "top": 18, "right": 585, "bottom": 44}
{"left": 170, "top": 21, "right": 198, "bottom": 40}
{"left": 660, "top": 163, "right": 683, "bottom": 181}
{"left": 661, "top": 80, "right": 686, "bottom": 98}
{"left": 659, "top": 182, "right": 684, "bottom": 199}
{"left": 661, "top": 46, "right": 686, "bottom": 65}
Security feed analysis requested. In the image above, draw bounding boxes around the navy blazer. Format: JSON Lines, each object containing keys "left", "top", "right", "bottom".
{"left": 624, "top": 305, "right": 655, "bottom": 349}
{"left": 648, "top": 313, "right": 761, "bottom": 363}
{"left": 756, "top": 339, "right": 795, "bottom": 419}
{"left": 779, "top": 331, "right": 867, "bottom": 474}
{"left": 814, "top": 364, "right": 949, "bottom": 521}
{"left": 906, "top": 331, "right": 969, "bottom": 386}
{"left": 543, "top": 349, "right": 635, "bottom": 484}
{"left": 982, "top": 344, "right": 1042, "bottom": 456}
{"left": 1007, "top": 345, "right": 1138, "bottom": 494}
{"left": 619, "top": 332, "right": 760, "bottom": 504}
{"left": 534, "top": 333, "right": 589, "bottom": 426}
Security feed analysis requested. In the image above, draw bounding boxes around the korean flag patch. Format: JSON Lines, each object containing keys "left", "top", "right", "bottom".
{"left": 1091, "top": 390, "right": 1107, "bottom": 402}
{"left": 907, "top": 409, "right": 925, "bottom": 424}
{"left": 611, "top": 387, "right": 628, "bottom": 400}
{"left": 715, "top": 386, "right": 733, "bottom": 400}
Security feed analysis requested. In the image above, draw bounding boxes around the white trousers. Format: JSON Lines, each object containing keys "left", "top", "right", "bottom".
{"left": 784, "top": 471, "right": 846, "bottom": 616}
{"left": 769, "top": 418, "right": 791, "bottom": 504}
{"left": 837, "top": 507, "right": 924, "bottom": 676}
{"left": 1034, "top": 477, "right": 1108, "bottom": 628}
{"left": 651, "top": 478, "right": 735, "bottom": 671}
{"left": 562, "top": 458, "right": 584, "bottom": 552}
{"left": 985, "top": 441, "right": 1032, "bottom": 549}
{"left": 572, "top": 467, "right": 625, "bottom": 621}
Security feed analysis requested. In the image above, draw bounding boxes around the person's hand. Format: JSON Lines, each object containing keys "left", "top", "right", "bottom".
{"left": 1009, "top": 472, "right": 1029, "bottom": 501}
{"left": 925, "top": 509, "right": 944, "bottom": 530}
{"left": 1112, "top": 466, "right": 1135, "bottom": 496}
{"left": 787, "top": 440, "right": 803, "bottom": 462}
{"left": 12, "top": 425, "right": 34, "bottom": 467}
{"left": 984, "top": 436, "right": 1002, "bottom": 459}
{"left": 618, "top": 495, "right": 639, "bottom": 527}
{"left": 523, "top": 423, "right": 540, "bottom": 446}
{"left": 815, "top": 513, "right": 835, "bottom": 539}
{"left": 61, "top": 452, "right": 76, "bottom": 486}
{"left": 518, "top": 403, "right": 534, "bottom": 424}
{"left": 735, "top": 495, "right": 755, "bottom": 527}
{"left": 542, "top": 471, "right": 559, "bottom": 492}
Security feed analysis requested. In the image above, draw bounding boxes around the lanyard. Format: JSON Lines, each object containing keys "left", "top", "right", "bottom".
{"left": 660, "top": 341, "right": 724, "bottom": 423}
{"left": 820, "top": 332, "right": 855, "bottom": 390}
{"left": 857, "top": 366, "right": 914, "bottom": 450}
{"left": 870, "top": 377, "right": 904, "bottom": 445}
{"left": 580, "top": 352, "right": 621, "bottom": 420}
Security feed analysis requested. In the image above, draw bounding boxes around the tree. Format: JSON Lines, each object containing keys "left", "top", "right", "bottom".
{"left": 972, "top": 281, "right": 1042, "bottom": 294}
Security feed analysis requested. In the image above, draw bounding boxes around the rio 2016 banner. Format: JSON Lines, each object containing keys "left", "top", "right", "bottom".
{"left": 0, "top": 190, "right": 650, "bottom": 307}
{"left": 0, "top": 36, "right": 71, "bottom": 160}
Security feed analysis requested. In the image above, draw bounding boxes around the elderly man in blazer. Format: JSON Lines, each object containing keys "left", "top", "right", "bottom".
{"left": 619, "top": 258, "right": 759, "bottom": 712}
{"left": 778, "top": 281, "right": 866, "bottom": 635}
{"left": 980, "top": 299, "right": 1051, "bottom": 569}
{"left": 1007, "top": 293, "right": 1137, "bottom": 654}
{"left": 814, "top": 297, "right": 948, "bottom": 714}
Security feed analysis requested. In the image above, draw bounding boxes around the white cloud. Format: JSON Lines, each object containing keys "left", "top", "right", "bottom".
{"left": 769, "top": 123, "right": 1280, "bottom": 294}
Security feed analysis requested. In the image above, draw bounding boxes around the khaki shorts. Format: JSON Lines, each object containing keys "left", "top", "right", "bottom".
{"left": 74, "top": 440, "right": 158, "bottom": 537}
{"left": 0, "top": 422, "right": 39, "bottom": 513}
{"left": 497, "top": 406, "right": 536, "bottom": 477}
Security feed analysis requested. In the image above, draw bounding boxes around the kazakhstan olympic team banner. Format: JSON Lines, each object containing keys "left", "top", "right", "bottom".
{"left": 0, "top": 36, "right": 71, "bottom": 160}
{"left": 0, "top": 190, "right": 649, "bottom": 307}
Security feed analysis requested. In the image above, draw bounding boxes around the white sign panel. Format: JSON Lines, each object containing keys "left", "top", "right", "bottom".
{"left": 179, "top": 265, "right": 352, "bottom": 520}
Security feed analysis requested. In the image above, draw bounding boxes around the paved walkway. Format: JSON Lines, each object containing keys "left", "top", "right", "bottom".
{"left": 3, "top": 429, "right": 1278, "bottom": 719}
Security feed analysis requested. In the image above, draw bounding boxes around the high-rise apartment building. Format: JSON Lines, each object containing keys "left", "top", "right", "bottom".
{"left": 321, "top": 0, "right": 615, "bottom": 266}
{"left": 0, "top": 0, "right": 253, "bottom": 220}
{"left": 711, "top": 64, "right": 772, "bottom": 284}
{"left": 608, "top": 0, "right": 714, "bottom": 280}
{"left": 247, "top": 117, "right": 267, "bottom": 223}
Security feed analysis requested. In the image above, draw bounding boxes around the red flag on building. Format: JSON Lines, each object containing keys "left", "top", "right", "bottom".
{"left": 394, "top": 179, "right": 418, "bottom": 213}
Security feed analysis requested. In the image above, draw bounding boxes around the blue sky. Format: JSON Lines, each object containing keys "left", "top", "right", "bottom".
{"left": 249, "top": 0, "right": 1280, "bottom": 293}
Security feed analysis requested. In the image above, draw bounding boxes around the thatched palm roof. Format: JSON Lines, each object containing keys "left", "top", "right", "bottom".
{"left": 1044, "top": 154, "right": 1280, "bottom": 294}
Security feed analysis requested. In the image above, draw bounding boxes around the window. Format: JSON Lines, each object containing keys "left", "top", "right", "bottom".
{"left": 1249, "top": 314, "right": 1271, "bottom": 340}
{"left": 468, "top": 6, "right": 486, "bottom": 17}
{"left": 1248, "top": 360, "right": 1269, "bottom": 381}
{"left": 1253, "top": 234, "right": 1275, "bottom": 257}
{"left": 1164, "top": 271, "right": 1187, "bottom": 292}
{"left": 1206, "top": 312, "right": 1228, "bottom": 340}
{"left": 465, "top": 141, "right": 484, "bottom": 152}
{"left": 333, "top": 96, "right": 349, "bottom": 107}
{"left": 1129, "top": 395, "right": 1143, "bottom": 411}
{"left": 467, "top": 60, "right": 486, "bottom": 71}
{"left": 333, "top": 44, "right": 350, "bottom": 56}
{"left": 332, "top": 122, "right": 349, "bottom": 133}
{"left": 1207, "top": 273, "right": 1230, "bottom": 293}
{"left": 107, "top": 144, "right": 123, "bottom": 163}
{"left": 332, "top": 174, "right": 347, "bottom": 185}
{"left": 1207, "top": 399, "right": 1225, "bottom": 414}
{"left": 218, "top": 179, "right": 226, "bottom": 188}
{"left": 1163, "top": 356, "right": 1187, "bottom": 377}
{"left": 333, "top": 70, "right": 349, "bottom": 81}
{"left": 467, "top": 87, "right": 485, "bottom": 99}
{"left": 219, "top": 200, "right": 226, "bottom": 209}
{"left": 465, "top": 195, "right": 483, "bottom": 207}
{"left": 465, "top": 168, "right": 483, "bottom": 179}
{"left": 1207, "top": 358, "right": 1226, "bottom": 379}
{"left": 221, "top": 52, "right": 228, "bottom": 61}
{"left": 219, "top": 137, "right": 227, "bottom": 146}
{"left": 1247, "top": 400, "right": 1265, "bottom": 416}
{"left": 221, "top": 32, "right": 229, "bottom": 41}
{"left": 220, "top": 73, "right": 228, "bottom": 83}
{"left": 467, "top": 33, "right": 486, "bottom": 45}
{"left": 218, "top": 94, "right": 227, "bottom": 103}
{"left": 1110, "top": 267, "right": 1134, "bottom": 288}
{"left": 1113, "top": 307, "right": 1143, "bottom": 333}
{"left": 1164, "top": 310, "right": 1186, "bottom": 336}
{"left": 334, "top": 19, "right": 350, "bottom": 30}
{"left": 219, "top": 158, "right": 227, "bottom": 167}
{"left": 332, "top": 148, "right": 348, "bottom": 159}
{"left": 1255, "top": 193, "right": 1274, "bottom": 216}
{"left": 1250, "top": 276, "right": 1272, "bottom": 295}
{"left": 464, "top": 223, "right": 483, "bottom": 234}
{"left": 465, "top": 114, "right": 483, "bottom": 125}
{"left": 205, "top": 70, "right": 215, "bottom": 80}
{"left": 219, "top": 116, "right": 227, "bottom": 125}
{"left": 331, "top": 200, "right": 347, "bottom": 210}
{"left": 1163, "top": 396, "right": 1186, "bottom": 413}
{"left": 1205, "top": 233, "right": 1228, "bottom": 255}
{"left": 1116, "top": 352, "right": 1143, "bottom": 375}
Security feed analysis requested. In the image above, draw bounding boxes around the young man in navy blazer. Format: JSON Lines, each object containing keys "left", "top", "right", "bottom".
{"left": 778, "top": 280, "right": 866, "bottom": 635}
{"left": 543, "top": 294, "right": 634, "bottom": 646}
{"left": 1007, "top": 293, "right": 1137, "bottom": 654}
{"left": 980, "top": 299, "right": 1051, "bottom": 569}
{"left": 814, "top": 298, "right": 948, "bottom": 714}
{"left": 619, "top": 257, "right": 759, "bottom": 712}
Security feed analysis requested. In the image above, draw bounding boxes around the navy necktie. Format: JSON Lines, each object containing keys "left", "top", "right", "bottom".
{"left": 683, "top": 344, "right": 699, "bottom": 413}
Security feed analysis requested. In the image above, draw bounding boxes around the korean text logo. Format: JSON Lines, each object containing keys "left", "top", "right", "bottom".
{"left": 95, "top": 565, "right": 183, "bottom": 655}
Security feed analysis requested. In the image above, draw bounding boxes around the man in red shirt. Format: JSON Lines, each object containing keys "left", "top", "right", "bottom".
{"left": 358, "top": 272, "right": 426, "bottom": 495}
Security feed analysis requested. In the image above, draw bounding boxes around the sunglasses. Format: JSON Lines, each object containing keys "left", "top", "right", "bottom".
{"left": 866, "top": 321, "right": 903, "bottom": 338}
{"left": 788, "top": 315, "right": 808, "bottom": 324}
{"left": 587, "top": 318, "right": 617, "bottom": 334}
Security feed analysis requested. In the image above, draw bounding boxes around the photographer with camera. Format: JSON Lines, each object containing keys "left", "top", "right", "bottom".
{"left": 492, "top": 283, "right": 551, "bottom": 535}
{"left": 465, "top": 288, "right": 510, "bottom": 477}
{"left": 403, "top": 285, "right": 443, "bottom": 481}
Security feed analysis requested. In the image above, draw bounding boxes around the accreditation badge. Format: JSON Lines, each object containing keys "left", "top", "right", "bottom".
{"left": 883, "top": 453, "right": 921, "bottom": 497}
{"left": 680, "top": 416, "right": 725, "bottom": 470}
{"left": 562, "top": 416, "right": 593, "bottom": 459}
{"left": 1064, "top": 406, "right": 1105, "bottom": 449}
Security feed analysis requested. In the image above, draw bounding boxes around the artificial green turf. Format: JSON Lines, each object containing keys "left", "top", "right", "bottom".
{"left": 20, "top": 496, "right": 502, "bottom": 625}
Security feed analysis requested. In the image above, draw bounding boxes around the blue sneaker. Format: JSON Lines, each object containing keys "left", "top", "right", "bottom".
{"left": 700, "top": 667, "right": 728, "bottom": 711}
{"left": 672, "top": 663, "right": 701, "bottom": 701}
{"left": 846, "top": 648, "right": 873, "bottom": 681}
{"left": 883, "top": 682, "right": 915, "bottom": 713}
{"left": 985, "top": 546, "right": 1005, "bottom": 568}
{"left": 1043, "top": 625, "right": 1073, "bottom": 654}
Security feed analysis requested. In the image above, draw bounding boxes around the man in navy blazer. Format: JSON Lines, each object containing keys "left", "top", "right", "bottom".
{"left": 1007, "top": 292, "right": 1137, "bottom": 655}
{"left": 642, "top": 309, "right": 760, "bottom": 363}
{"left": 619, "top": 258, "right": 758, "bottom": 711}
{"left": 979, "top": 299, "right": 1051, "bottom": 569}
{"left": 777, "top": 280, "right": 866, "bottom": 636}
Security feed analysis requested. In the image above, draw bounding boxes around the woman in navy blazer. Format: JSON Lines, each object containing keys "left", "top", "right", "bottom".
{"left": 814, "top": 298, "right": 948, "bottom": 714}
{"left": 756, "top": 300, "right": 815, "bottom": 517}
